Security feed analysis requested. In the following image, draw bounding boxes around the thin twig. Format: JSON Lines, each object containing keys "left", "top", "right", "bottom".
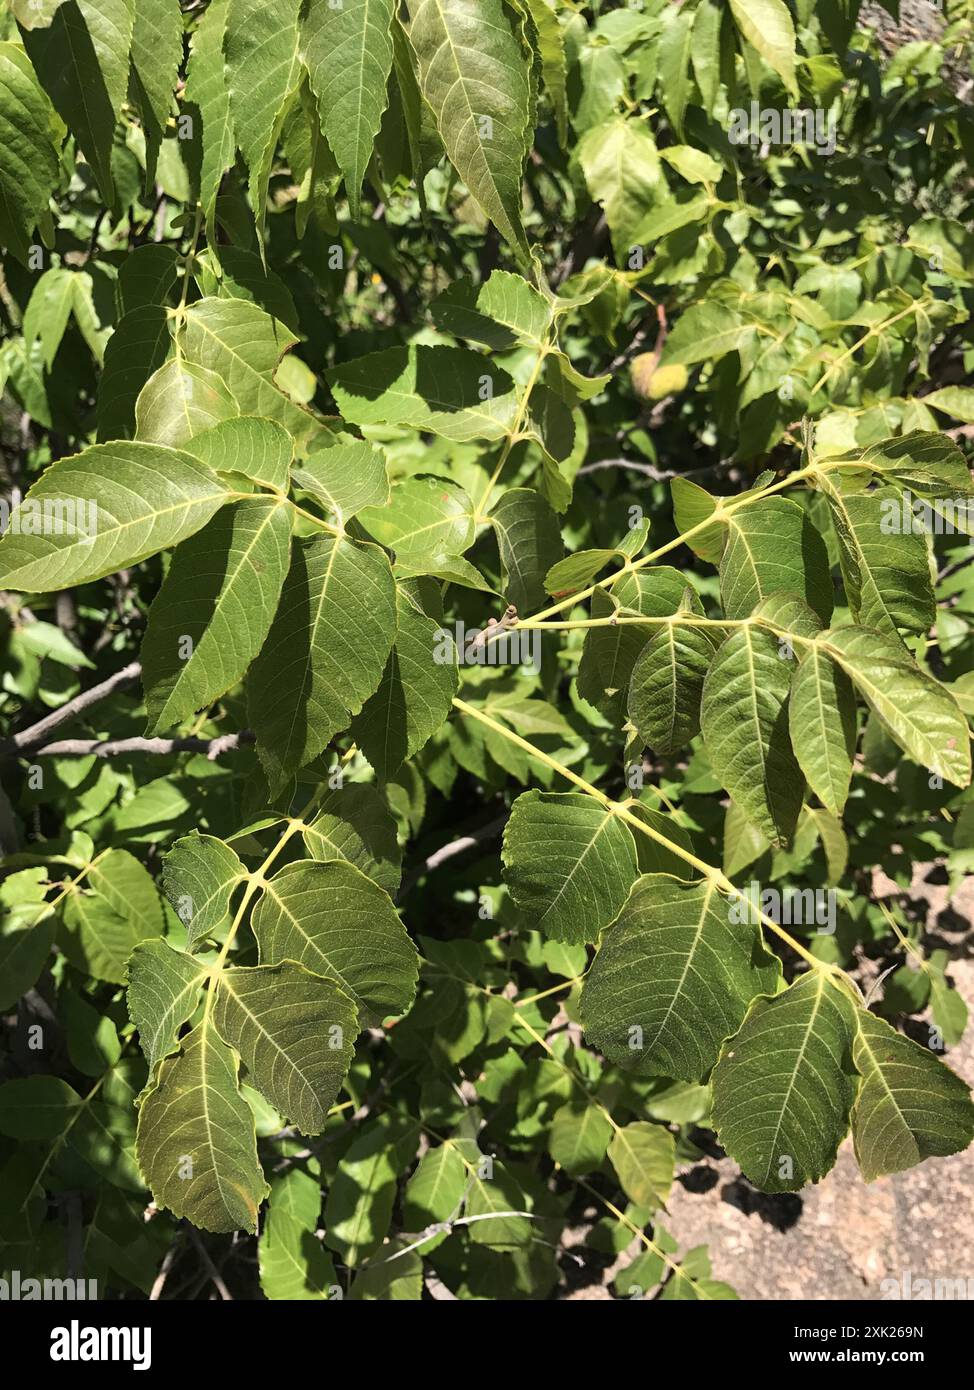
{"left": 8, "top": 661, "right": 142, "bottom": 751}
{"left": 19, "top": 731, "right": 256, "bottom": 759}
{"left": 398, "top": 815, "right": 507, "bottom": 898}
{"left": 466, "top": 605, "right": 518, "bottom": 654}
{"left": 148, "top": 1240, "right": 180, "bottom": 1302}
{"left": 189, "top": 1229, "right": 233, "bottom": 1302}
{"left": 577, "top": 456, "right": 740, "bottom": 481}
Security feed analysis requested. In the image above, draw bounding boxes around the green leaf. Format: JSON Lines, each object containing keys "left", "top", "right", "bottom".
{"left": 126, "top": 938, "right": 208, "bottom": 1073}
{"left": 136, "top": 355, "right": 237, "bottom": 447}
{"left": 62, "top": 987, "right": 121, "bottom": 1075}
{"left": 136, "top": 1020, "right": 269, "bottom": 1233}
{"left": 660, "top": 144, "right": 723, "bottom": 186}
{"left": 184, "top": 0, "right": 235, "bottom": 229}
{"left": 247, "top": 534, "right": 397, "bottom": 789}
{"left": 0, "top": 874, "right": 56, "bottom": 1011}
{"left": 259, "top": 1168, "right": 336, "bottom": 1300}
{"left": 225, "top": 0, "right": 302, "bottom": 241}
{"left": 929, "top": 955, "right": 968, "bottom": 1048}
{"left": 917, "top": 390, "right": 974, "bottom": 429}
{"left": 0, "top": 42, "right": 61, "bottom": 262}
{"left": 577, "top": 567, "right": 691, "bottom": 712}
{"left": 432, "top": 270, "right": 550, "bottom": 351}
{"left": 576, "top": 117, "right": 664, "bottom": 263}
{"left": 98, "top": 305, "right": 174, "bottom": 441}
{"left": 607, "top": 1121, "right": 675, "bottom": 1211}
{"left": 352, "top": 579, "right": 459, "bottom": 778}
{"left": 302, "top": 784, "right": 402, "bottom": 895}
{"left": 23, "top": 268, "right": 75, "bottom": 371}
{"left": 184, "top": 415, "right": 294, "bottom": 491}
{"left": 195, "top": 245, "right": 300, "bottom": 333}
{"left": 141, "top": 497, "right": 292, "bottom": 734}
{"left": 328, "top": 345, "right": 518, "bottom": 443}
{"left": 323, "top": 1116, "right": 413, "bottom": 1265}
{"left": 635, "top": 191, "right": 711, "bottom": 244}
{"left": 23, "top": 0, "right": 134, "bottom": 205}
{"left": 134, "top": 358, "right": 239, "bottom": 450}
{"left": 670, "top": 476, "right": 723, "bottom": 562}
{"left": 628, "top": 620, "right": 719, "bottom": 754}
{"left": 789, "top": 645, "right": 858, "bottom": 816}
{"left": 545, "top": 548, "right": 617, "bottom": 595}
{"left": 823, "top": 626, "right": 971, "bottom": 788}
{"left": 657, "top": 3, "right": 694, "bottom": 137}
{"left": 719, "top": 498, "right": 833, "bottom": 624}
{"left": 689, "top": 0, "right": 723, "bottom": 111}
{"left": 59, "top": 850, "right": 164, "bottom": 983}
{"left": 625, "top": 803, "right": 698, "bottom": 880}
{"left": 349, "top": 1239, "right": 423, "bottom": 1299}
{"left": 403, "top": 0, "right": 533, "bottom": 259}
{"left": 807, "top": 805, "right": 848, "bottom": 886}
{"left": 460, "top": 1154, "right": 532, "bottom": 1249}
{"left": 728, "top": 0, "right": 798, "bottom": 95}
{"left": 549, "top": 1100, "right": 613, "bottom": 1177}
{"left": 252, "top": 859, "right": 419, "bottom": 1025}
{"left": 211, "top": 963, "right": 358, "bottom": 1134}
{"left": 161, "top": 832, "right": 246, "bottom": 949}
{"left": 581, "top": 874, "right": 781, "bottom": 1082}
{"left": 851, "top": 1008, "right": 974, "bottom": 1181}
{"left": 662, "top": 304, "right": 756, "bottom": 367}
{"left": 65, "top": 269, "right": 107, "bottom": 363}
{"left": 359, "top": 474, "right": 474, "bottom": 560}
{"left": 130, "top": 0, "right": 183, "bottom": 183}
{"left": 402, "top": 1142, "right": 466, "bottom": 1228}
{"left": 116, "top": 242, "right": 179, "bottom": 317}
{"left": 701, "top": 625, "right": 805, "bottom": 846}
{"left": 292, "top": 442, "right": 390, "bottom": 522}
{"left": 0, "top": 1076, "right": 81, "bottom": 1139}
{"left": 491, "top": 487, "right": 563, "bottom": 614}
{"left": 712, "top": 972, "right": 858, "bottom": 1193}
{"left": 303, "top": 0, "right": 396, "bottom": 219}
{"left": 179, "top": 298, "right": 321, "bottom": 446}
{"left": 395, "top": 552, "right": 496, "bottom": 594}
{"left": 502, "top": 790, "right": 638, "bottom": 945}
{"left": 0, "top": 440, "right": 232, "bottom": 593}
{"left": 519, "top": 0, "right": 567, "bottom": 145}
{"left": 825, "top": 484, "right": 935, "bottom": 636}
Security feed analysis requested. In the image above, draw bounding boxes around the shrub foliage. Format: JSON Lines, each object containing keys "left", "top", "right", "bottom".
{"left": 1, "top": 0, "right": 974, "bottom": 1301}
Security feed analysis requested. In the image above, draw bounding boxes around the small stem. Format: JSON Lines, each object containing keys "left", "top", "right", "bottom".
{"left": 202, "top": 786, "right": 327, "bottom": 1020}
{"left": 571, "top": 1172, "right": 708, "bottom": 1299}
{"left": 514, "top": 977, "right": 581, "bottom": 1008}
{"left": 24, "top": 850, "right": 112, "bottom": 933}
{"left": 288, "top": 498, "right": 342, "bottom": 537}
{"left": 809, "top": 299, "right": 926, "bottom": 397}
{"left": 176, "top": 204, "right": 204, "bottom": 316}
{"left": 524, "top": 464, "right": 815, "bottom": 628}
{"left": 451, "top": 697, "right": 832, "bottom": 974}
{"left": 473, "top": 335, "right": 553, "bottom": 522}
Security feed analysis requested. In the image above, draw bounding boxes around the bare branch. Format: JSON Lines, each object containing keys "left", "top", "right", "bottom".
{"left": 9, "top": 661, "right": 142, "bottom": 752}
{"left": 188, "top": 1229, "right": 233, "bottom": 1302}
{"left": 466, "top": 605, "right": 518, "bottom": 655}
{"left": 19, "top": 731, "right": 256, "bottom": 760}
{"left": 577, "top": 455, "right": 741, "bottom": 481}
{"left": 398, "top": 814, "right": 507, "bottom": 899}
